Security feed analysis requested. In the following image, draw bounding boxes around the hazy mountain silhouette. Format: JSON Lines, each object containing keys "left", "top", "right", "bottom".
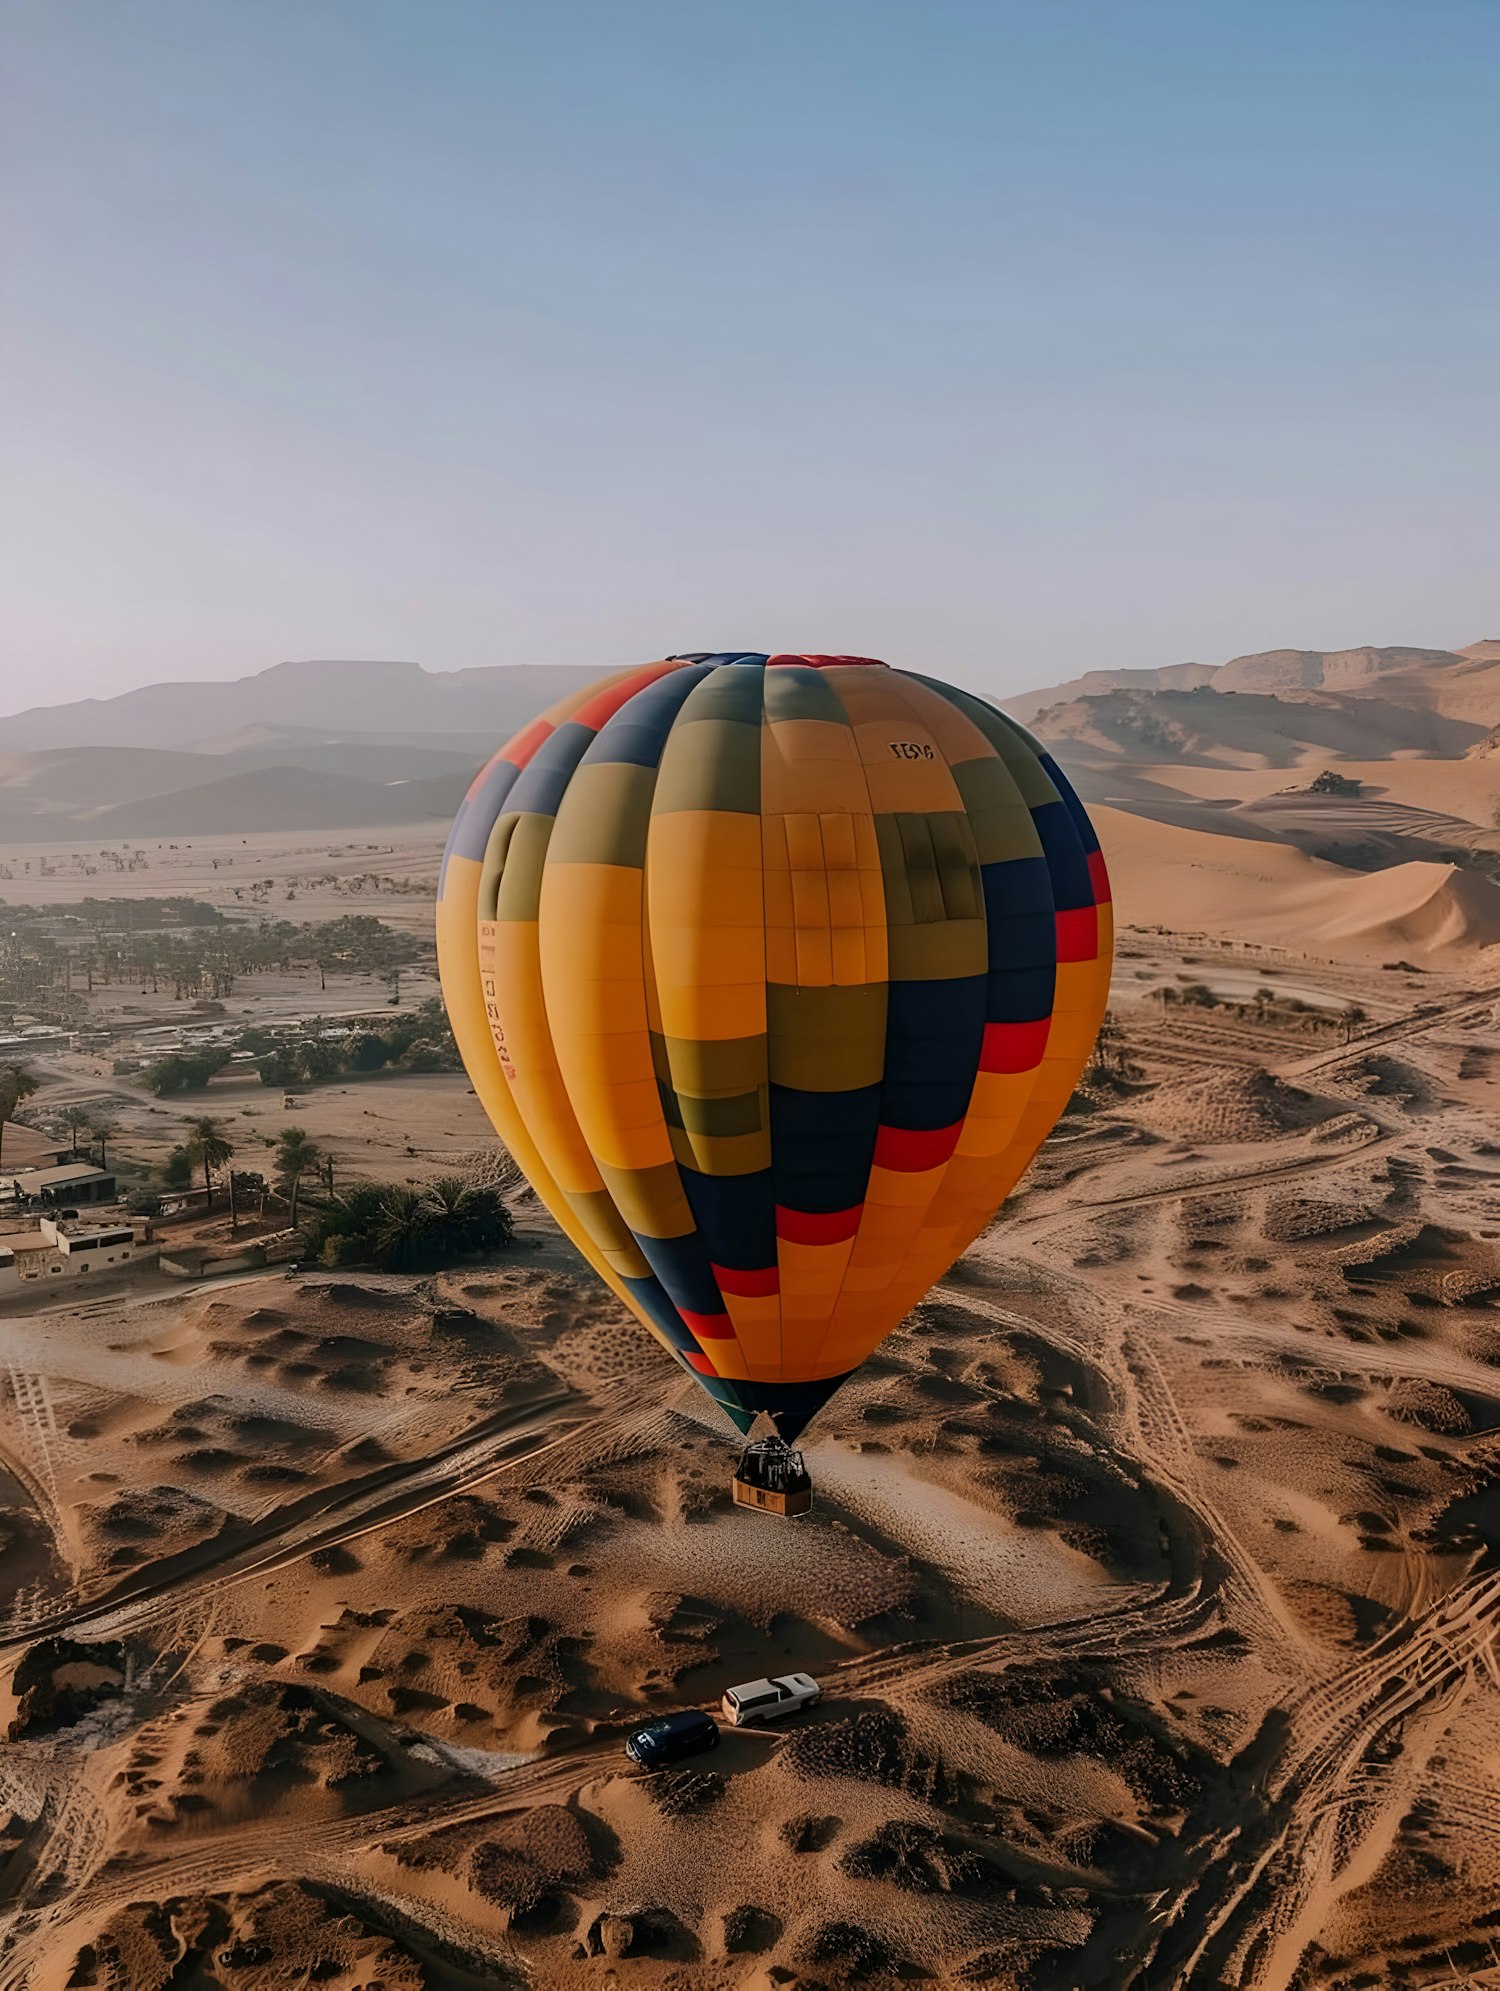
{"left": 1, "top": 658, "right": 602, "bottom": 752}
{"left": 1, "top": 646, "right": 1494, "bottom": 842}
{"left": 1006, "top": 642, "right": 1498, "bottom": 726}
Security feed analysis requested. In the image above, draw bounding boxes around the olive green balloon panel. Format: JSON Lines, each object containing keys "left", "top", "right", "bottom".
{"left": 437, "top": 654, "right": 1112, "bottom": 1442}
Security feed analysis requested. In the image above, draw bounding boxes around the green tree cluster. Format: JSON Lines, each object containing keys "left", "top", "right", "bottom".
{"left": 0, "top": 898, "right": 432, "bottom": 1025}
{"left": 145, "top": 1051, "right": 231, "bottom": 1095}
{"left": 255, "top": 1000, "right": 458, "bottom": 1089}
{"left": 307, "top": 1176, "right": 513, "bottom": 1272}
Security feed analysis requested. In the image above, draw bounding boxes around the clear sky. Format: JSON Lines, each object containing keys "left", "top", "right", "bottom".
{"left": 2, "top": 0, "right": 1496, "bottom": 706}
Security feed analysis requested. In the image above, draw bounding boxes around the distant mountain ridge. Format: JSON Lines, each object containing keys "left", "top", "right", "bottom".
{"left": 1216, "top": 645, "right": 1462, "bottom": 693}
{"left": 10, "top": 642, "right": 1494, "bottom": 748}
{"left": 0, "top": 658, "right": 602, "bottom": 752}
{"left": 1006, "top": 642, "right": 1497, "bottom": 726}
{"left": 0, "top": 644, "right": 1493, "bottom": 844}
{"left": 1022, "top": 684, "right": 1488, "bottom": 768}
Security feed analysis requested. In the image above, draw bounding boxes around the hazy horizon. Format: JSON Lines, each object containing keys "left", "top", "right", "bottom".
{"left": 5, "top": 633, "right": 1498, "bottom": 733}
{"left": 4, "top": 0, "right": 1497, "bottom": 704}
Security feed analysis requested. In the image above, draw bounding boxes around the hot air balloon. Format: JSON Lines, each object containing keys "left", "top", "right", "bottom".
{"left": 436, "top": 653, "right": 1112, "bottom": 1507}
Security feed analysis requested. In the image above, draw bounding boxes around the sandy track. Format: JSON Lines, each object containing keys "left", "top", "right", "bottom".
{"left": 937, "top": 1267, "right": 1303, "bottom": 1653}
{"left": 0, "top": 1566, "right": 1222, "bottom": 1991}
{"left": 1280, "top": 987, "right": 1500, "bottom": 1079}
{"left": 1142, "top": 1567, "right": 1500, "bottom": 1989}
{"left": 0, "top": 1379, "right": 616, "bottom": 1653}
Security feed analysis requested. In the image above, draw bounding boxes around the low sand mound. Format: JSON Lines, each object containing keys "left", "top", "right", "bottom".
{"left": 1095, "top": 806, "right": 1500, "bottom": 960}
{"left": 1262, "top": 1193, "right": 1379, "bottom": 1242}
{"left": 1134, "top": 1068, "right": 1330, "bottom": 1144}
{"left": 1385, "top": 1378, "right": 1472, "bottom": 1434}
{"left": 73, "top": 1882, "right": 445, "bottom": 1989}
{"left": 1305, "top": 861, "right": 1500, "bottom": 957}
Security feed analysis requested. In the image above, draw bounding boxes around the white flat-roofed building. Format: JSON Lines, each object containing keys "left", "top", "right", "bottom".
{"left": 48, "top": 1216, "right": 136, "bottom": 1257}
{"left": 0, "top": 1214, "right": 154, "bottom": 1289}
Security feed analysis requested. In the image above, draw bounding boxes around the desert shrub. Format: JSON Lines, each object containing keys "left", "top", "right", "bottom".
{"left": 931, "top": 1670, "right": 1202, "bottom": 1810}
{"left": 839, "top": 1820, "right": 990, "bottom": 1893}
{"left": 779, "top": 1813, "right": 841, "bottom": 1853}
{"left": 646, "top": 1769, "right": 725, "bottom": 1817}
{"left": 800, "top": 1920, "right": 908, "bottom": 1977}
{"left": 722, "top": 1904, "right": 779, "bottom": 1954}
{"left": 1309, "top": 768, "right": 1362, "bottom": 796}
{"left": 781, "top": 1709, "right": 952, "bottom": 1805}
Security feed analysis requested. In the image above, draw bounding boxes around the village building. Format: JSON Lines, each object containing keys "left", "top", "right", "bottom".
{"left": 0, "top": 1163, "right": 117, "bottom": 1209}
{"left": 0, "top": 1215, "right": 155, "bottom": 1291}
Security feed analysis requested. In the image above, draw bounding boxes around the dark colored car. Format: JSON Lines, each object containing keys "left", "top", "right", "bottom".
{"left": 624, "top": 1709, "right": 719, "bottom": 1768}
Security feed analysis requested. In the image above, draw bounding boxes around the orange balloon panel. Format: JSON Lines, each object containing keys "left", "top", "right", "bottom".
{"left": 437, "top": 653, "right": 1111, "bottom": 1440}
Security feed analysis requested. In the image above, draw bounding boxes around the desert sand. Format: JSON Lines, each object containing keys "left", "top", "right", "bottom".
{"left": 2, "top": 651, "right": 1499, "bottom": 1988}
{"left": 1, "top": 901, "right": 1498, "bottom": 1987}
{"left": 0, "top": 827, "right": 442, "bottom": 930}
{"left": 1095, "top": 807, "right": 1500, "bottom": 963}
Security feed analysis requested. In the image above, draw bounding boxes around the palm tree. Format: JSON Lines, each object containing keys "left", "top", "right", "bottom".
{"left": 424, "top": 1175, "right": 514, "bottom": 1257}
{"left": 60, "top": 1104, "right": 93, "bottom": 1158}
{"left": 0, "top": 1062, "right": 38, "bottom": 1173}
{"left": 89, "top": 1114, "right": 120, "bottom": 1170}
{"left": 186, "top": 1116, "right": 236, "bottom": 1228}
{"left": 368, "top": 1184, "right": 433, "bottom": 1271}
{"left": 274, "top": 1126, "right": 322, "bottom": 1231}
{"left": 422, "top": 1175, "right": 475, "bottom": 1253}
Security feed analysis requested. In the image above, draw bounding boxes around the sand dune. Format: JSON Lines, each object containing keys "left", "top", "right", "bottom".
{"left": 1354, "top": 656, "right": 1500, "bottom": 727}
{"left": 1303, "top": 860, "right": 1500, "bottom": 957}
{"left": 5, "top": 935, "right": 1500, "bottom": 1989}
{"left": 1076, "top": 751, "right": 1500, "bottom": 826}
{"left": 1096, "top": 804, "right": 1500, "bottom": 961}
{"left": 1086, "top": 789, "right": 1500, "bottom": 876}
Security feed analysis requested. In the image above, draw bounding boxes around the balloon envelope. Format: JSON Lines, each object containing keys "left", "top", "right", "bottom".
{"left": 437, "top": 653, "right": 1112, "bottom": 1442}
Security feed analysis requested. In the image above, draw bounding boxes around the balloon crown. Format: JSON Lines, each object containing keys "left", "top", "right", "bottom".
{"left": 667, "top": 651, "right": 888, "bottom": 670}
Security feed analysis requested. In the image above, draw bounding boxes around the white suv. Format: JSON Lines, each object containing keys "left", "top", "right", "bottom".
{"left": 721, "top": 1673, "right": 822, "bottom": 1726}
